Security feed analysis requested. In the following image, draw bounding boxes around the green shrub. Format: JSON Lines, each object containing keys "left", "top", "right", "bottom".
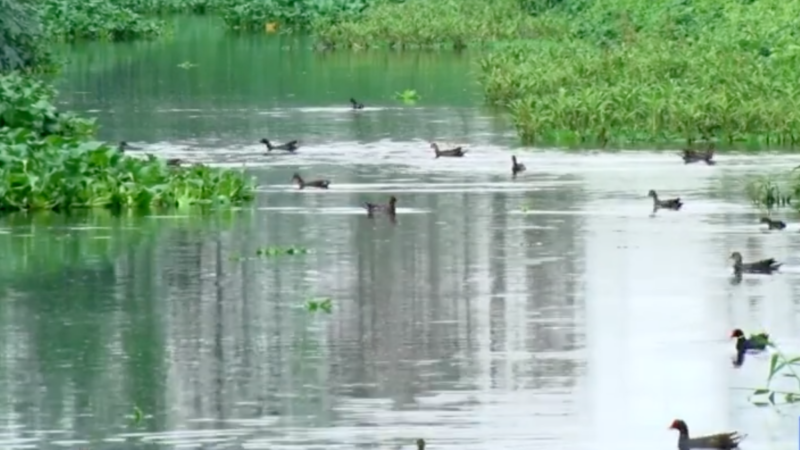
{"left": 311, "top": 0, "right": 541, "bottom": 49}
{"left": 42, "top": 0, "right": 166, "bottom": 42}
{"left": 478, "top": 0, "right": 800, "bottom": 146}
{"left": 0, "top": 73, "right": 255, "bottom": 212}
{"left": 221, "top": 0, "right": 371, "bottom": 32}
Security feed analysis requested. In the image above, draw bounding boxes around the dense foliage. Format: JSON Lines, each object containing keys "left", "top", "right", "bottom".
{"left": 0, "top": 73, "right": 255, "bottom": 212}
{"left": 0, "top": 0, "right": 55, "bottom": 72}
{"left": 311, "top": 0, "right": 540, "bottom": 49}
{"left": 477, "top": 0, "right": 800, "bottom": 147}
{"left": 221, "top": 0, "right": 371, "bottom": 33}
{"left": 42, "top": 0, "right": 165, "bottom": 42}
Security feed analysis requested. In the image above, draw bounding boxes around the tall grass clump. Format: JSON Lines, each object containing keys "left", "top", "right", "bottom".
{"left": 220, "top": 0, "right": 372, "bottom": 33}
{"left": 42, "top": 0, "right": 165, "bottom": 42}
{"left": 0, "top": 73, "right": 255, "bottom": 212}
{"left": 478, "top": 0, "right": 800, "bottom": 147}
{"left": 745, "top": 173, "right": 799, "bottom": 212}
{"left": 312, "top": 0, "right": 545, "bottom": 50}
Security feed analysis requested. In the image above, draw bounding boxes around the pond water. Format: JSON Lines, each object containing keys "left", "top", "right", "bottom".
{"left": 2, "top": 15, "right": 800, "bottom": 450}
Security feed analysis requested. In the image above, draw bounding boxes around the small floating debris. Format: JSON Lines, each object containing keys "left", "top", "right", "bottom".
{"left": 177, "top": 61, "right": 197, "bottom": 69}
{"left": 394, "top": 89, "right": 420, "bottom": 104}
{"left": 304, "top": 298, "right": 332, "bottom": 313}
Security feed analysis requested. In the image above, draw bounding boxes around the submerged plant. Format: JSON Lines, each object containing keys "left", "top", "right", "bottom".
{"left": 304, "top": 297, "right": 332, "bottom": 313}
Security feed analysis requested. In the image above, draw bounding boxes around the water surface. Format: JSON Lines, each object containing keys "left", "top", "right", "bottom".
{"left": 3, "top": 16, "right": 799, "bottom": 450}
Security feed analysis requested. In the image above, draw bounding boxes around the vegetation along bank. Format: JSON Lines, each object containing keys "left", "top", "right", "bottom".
{"left": 477, "top": 0, "right": 800, "bottom": 146}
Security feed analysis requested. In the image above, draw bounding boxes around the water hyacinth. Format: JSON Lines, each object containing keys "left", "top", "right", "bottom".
{"left": 477, "top": 0, "right": 800, "bottom": 147}
{"left": 0, "top": 129, "right": 255, "bottom": 211}
{"left": 0, "top": 72, "right": 255, "bottom": 213}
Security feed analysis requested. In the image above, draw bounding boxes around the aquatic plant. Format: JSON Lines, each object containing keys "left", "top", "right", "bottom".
{"left": 0, "top": 73, "right": 255, "bottom": 212}
{"left": 221, "top": 0, "right": 371, "bottom": 33}
{"left": 749, "top": 343, "right": 800, "bottom": 407}
{"left": 477, "top": 0, "right": 800, "bottom": 146}
{"left": 304, "top": 297, "right": 332, "bottom": 313}
{"left": 0, "top": 73, "right": 95, "bottom": 138}
{"left": 132, "top": 405, "right": 143, "bottom": 424}
{"left": 312, "top": 0, "right": 540, "bottom": 49}
{"left": 42, "top": 0, "right": 165, "bottom": 42}
{"left": 746, "top": 175, "right": 793, "bottom": 211}
{"left": 255, "top": 245, "right": 309, "bottom": 256}
{"left": 0, "top": 130, "right": 255, "bottom": 211}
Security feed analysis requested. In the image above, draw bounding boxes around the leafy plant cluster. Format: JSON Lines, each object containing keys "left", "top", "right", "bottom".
{"left": 220, "top": 0, "right": 371, "bottom": 33}
{"left": 477, "top": 0, "right": 800, "bottom": 146}
{"left": 42, "top": 0, "right": 165, "bottom": 42}
{"left": 0, "top": 73, "right": 255, "bottom": 212}
{"left": 311, "top": 0, "right": 542, "bottom": 49}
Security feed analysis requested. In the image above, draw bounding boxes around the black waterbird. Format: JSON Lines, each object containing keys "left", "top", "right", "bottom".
{"left": 117, "top": 141, "right": 141, "bottom": 152}
{"left": 730, "top": 251, "right": 782, "bottom": 275}
{"left": 680, "top": 148, "right": 715, "bottom": 165}
{"left": 292, "top": 173, "right": 330, "bottom": 189}
{"left": 260, "top": 138, "right": 299, "bottom": 152}
{"left": 430, "top": 142, "right": 466, "bottom": 158}
{"left": 350, "top": 98, "right": 364, "bottom": 109}
{"left": 512, "top": 155, "right": 526, "bottom": 176}
{"left": 647, "top": 189, "right": 683, "bottom": 214}
{"left": 668, "top": 419, "right": 746, "bottom": 449}
{"left": 363, "top": 196, "right": 397, "bottom": 217}
{"left": 760, "top": 217, "right": 786, "bottom": 230}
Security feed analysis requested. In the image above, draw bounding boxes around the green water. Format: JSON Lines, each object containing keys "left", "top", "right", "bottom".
{"left": 3, "top": 15, "right": 800, "bottom": 450}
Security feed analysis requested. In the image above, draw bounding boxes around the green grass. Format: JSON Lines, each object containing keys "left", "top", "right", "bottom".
{"left": 311, "top": 0, "right": 546, "bottom": 49}
{"left": 0, "top": 72, "right": 255, "bottom": 212}
{"left": 477, "top": 0, "right": 800, "bottom": 147}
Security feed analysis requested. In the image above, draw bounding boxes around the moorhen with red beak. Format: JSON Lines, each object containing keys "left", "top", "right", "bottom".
{"left": 730, "top": 328, "right": 769, "bottom": 351}
{"left": 669, "top": 419, "right": 745, "bottom": 449}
